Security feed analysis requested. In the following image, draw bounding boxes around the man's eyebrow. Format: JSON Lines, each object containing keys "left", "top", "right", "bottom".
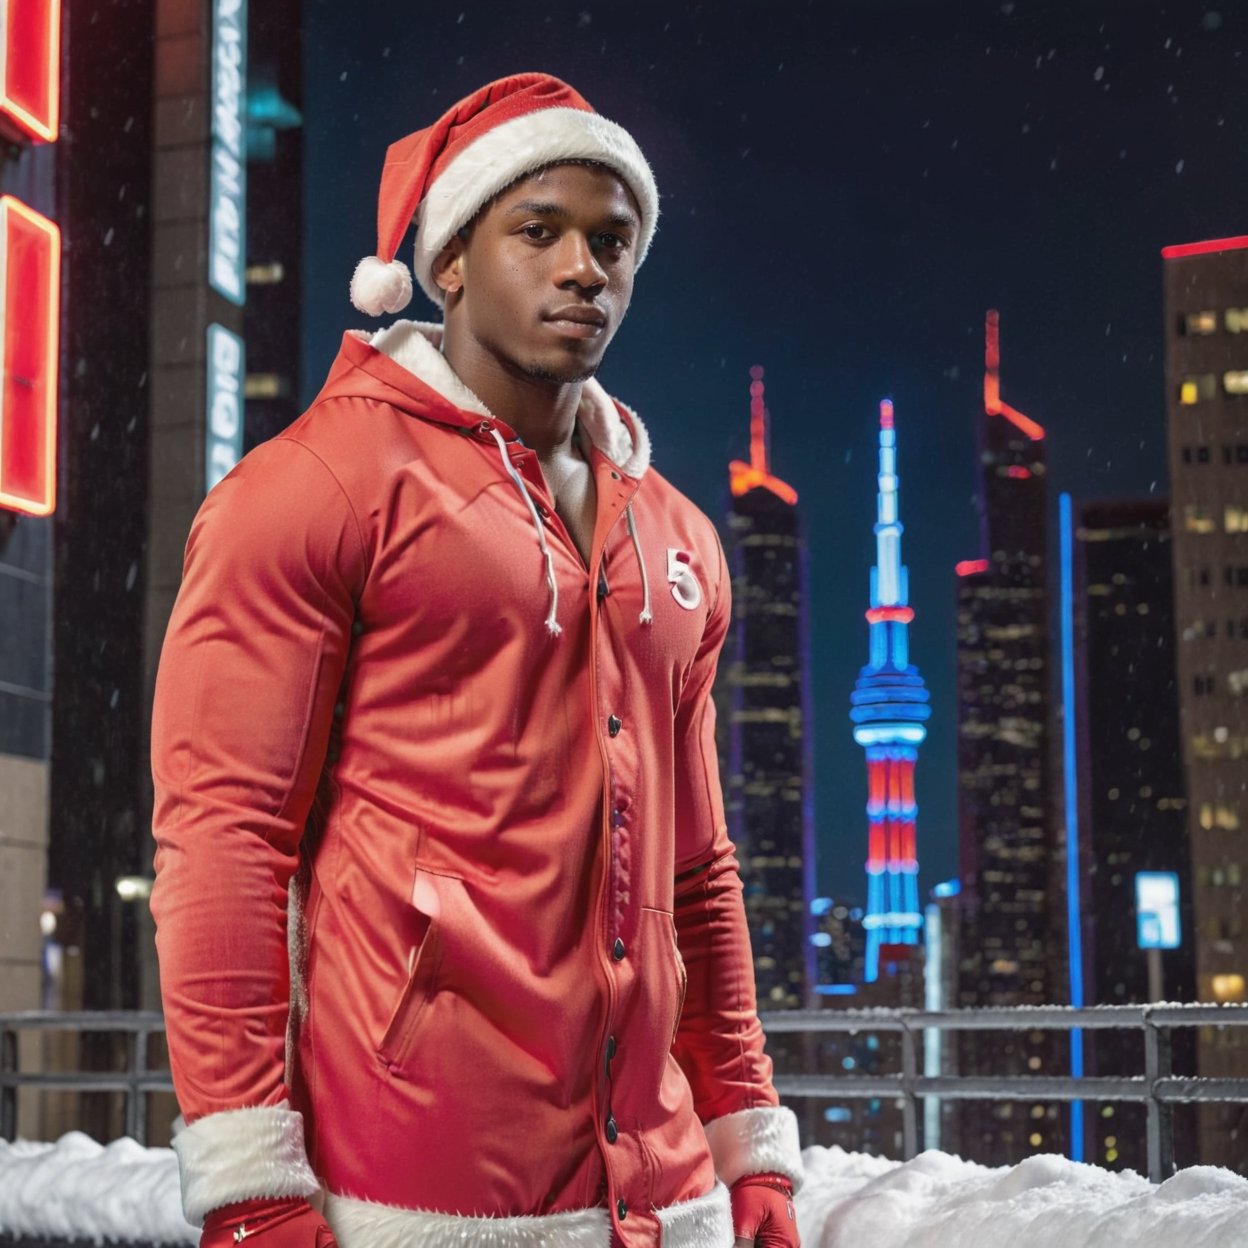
{"left": 505, "top": 200, "right": 639, "bottom": 231}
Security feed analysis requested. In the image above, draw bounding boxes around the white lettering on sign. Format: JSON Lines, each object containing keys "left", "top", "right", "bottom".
{"left": 208, "top": 0, "right": 247, "bottom": 305}
{"left": 205, "top": 324, "right": 245, "bottom": 494}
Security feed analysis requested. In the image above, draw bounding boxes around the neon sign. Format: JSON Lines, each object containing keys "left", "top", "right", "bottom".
{"left": 206, "top": 324, "right": 245, "bottom": 492}
{"left": 209, "top": 0, "right": 247, "bottom": 304}
{"left": 0, "top": 0, "right": 61, "bottom": 143}
{"left": 1, "top": 196, "right": 59, "bottom": 516}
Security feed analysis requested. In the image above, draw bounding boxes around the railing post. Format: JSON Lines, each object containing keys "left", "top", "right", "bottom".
{"left": 900, "top": 1019, "right": 919, "bottom": 1159}
{"left": 127, "top": 1026, "right": 148, "bottom": 1145}
{"left": 0, "top": 1025, "right": 15, "bottom": 1141}
{"left": 1144, "top": 1013, "right": 1175, "bottom": 1184}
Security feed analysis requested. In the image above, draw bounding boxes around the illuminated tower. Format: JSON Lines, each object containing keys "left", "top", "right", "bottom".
{"left": 850, "top": 400, "right": 930, "bottom": 982}
{"left": 724, "top": 366, "right": 815, "bottom": 1010}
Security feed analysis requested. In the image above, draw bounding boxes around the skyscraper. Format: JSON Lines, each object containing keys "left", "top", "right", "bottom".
{"left": 850, "top": 399, "right": 930, "bottom": 983}
{"left": 1162, "top": 234, "right": 1248, "bottom": 1169}
{"left": 724, "top": 366, "right": 814, "bottom": 1010}
{"left": 1064, "top": 495, "right": 1194, "bottom": 1172}
{"left": 952, "top": 311, "right": 1062, "bottom": 1165}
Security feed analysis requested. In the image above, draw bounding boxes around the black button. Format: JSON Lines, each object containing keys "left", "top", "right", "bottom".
{"left": 605, "top": 1115, "right": 619, "bottom": 1144}
{"left": 612, "top": 938, "right": 626, "bottom": 961}
{"left": 606, "top": 1034, "right": 617, "bottom": 1060}
{"left": 607, "top": 715, "right": 622, "bottom": 737}
{"left": 616, "top": 1199, "right": 628, "bottom": 1220}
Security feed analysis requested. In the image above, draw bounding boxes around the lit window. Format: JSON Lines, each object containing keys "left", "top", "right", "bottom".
{"left": 1224, "top": 371, "right": 1248, "bottom": 396}
{"left": 1227, "top": 507, "right": 1248, "bottom": 534}
{"left": 1181, "top": 375, "right": 1217, "bottom": 404}
{"left": 1212, "top": 974, "right": 1246, "bottom": 1003}
{"left": 1184, "top": 311, "right": 1218, "bottom": 335}
{"left": 1229, "top": 670, "right": 1248, "bottom": 697}
{"left": 1185, "top": 505, "right": 1216, "bottom": 534}
{"left": 1228, "top": 308, "right": 1248, "bottom": 333}
{"left": 1029, "top": 1132, "right": 1043, "bottom": 1146}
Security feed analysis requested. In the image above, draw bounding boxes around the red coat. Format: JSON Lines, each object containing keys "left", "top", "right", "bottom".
{"left": 151, "top": 323, "right": 802, "bottom": 1248}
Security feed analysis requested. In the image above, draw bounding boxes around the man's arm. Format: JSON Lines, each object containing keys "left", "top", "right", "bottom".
{"left": 149, "top": 439, "right": 365, "bottom": 1224}
{"left": 670, "top": 534, "right": 804, "bottom": 1193}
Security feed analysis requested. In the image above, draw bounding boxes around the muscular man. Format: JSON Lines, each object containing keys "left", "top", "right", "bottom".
{"left": 151, "top": 73, "right": 802, "bottom": 1248}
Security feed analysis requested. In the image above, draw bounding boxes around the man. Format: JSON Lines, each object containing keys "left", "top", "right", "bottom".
{"left": 150, "top": 73, "right": 803, "bottom": 1248}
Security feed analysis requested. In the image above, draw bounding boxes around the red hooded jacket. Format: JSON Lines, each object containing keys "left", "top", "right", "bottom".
{"left": 150, "top": 323, "right": 802, "bottom": 1248}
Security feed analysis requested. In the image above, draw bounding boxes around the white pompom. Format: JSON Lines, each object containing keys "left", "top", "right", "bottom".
{"left": 349, "top": 255, "right": 413, "bottom": 316}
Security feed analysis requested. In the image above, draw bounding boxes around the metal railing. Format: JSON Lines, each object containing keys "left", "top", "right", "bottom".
{"left": 760, "top": 1002, "right": 1248, "bottom": 1183}
{"left": 5, "top": 1005, "right": 1248, "bottom": 1180}
{"left": 0, "top": 1011, "right": 173, "bottom": 1146}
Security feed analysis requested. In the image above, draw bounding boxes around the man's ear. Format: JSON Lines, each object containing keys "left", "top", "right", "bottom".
{"left": 432, "top": 235, "right": 465, "bottom": 296}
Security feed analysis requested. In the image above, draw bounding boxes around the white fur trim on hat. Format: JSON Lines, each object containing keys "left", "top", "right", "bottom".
{"left": 702, "top": 1105, "right": 805, "bottom": 1193}
{"left": 171, "top": 1102, "right": 320, "bottom": 1225}
{"left": 413, "top": 106, "right": 659, "bottom": 308}
{"left": 351, "top": 255, "right": 415, "bottom": 316}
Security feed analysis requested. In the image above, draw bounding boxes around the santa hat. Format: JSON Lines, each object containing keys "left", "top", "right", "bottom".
{"left": 349, "top": 72, "right": 660, "bottom": 316}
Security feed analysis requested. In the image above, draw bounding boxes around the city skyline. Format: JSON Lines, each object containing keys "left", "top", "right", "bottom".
{"left": 300, "top": 0, "right": 1247, "bottom": 898}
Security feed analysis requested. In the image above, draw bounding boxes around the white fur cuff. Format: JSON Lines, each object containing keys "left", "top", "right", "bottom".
{"left": 654, "top": 1181, "right": 733, "bottom": 1248}
{"left": 703, "top": 1106, "right": 804, "bottom": 1193}
{"left": 172, "top": 1102, "right": 320, "bottom": 1225}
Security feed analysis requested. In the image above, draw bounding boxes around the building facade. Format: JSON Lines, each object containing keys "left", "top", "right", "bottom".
{"left": 723, "top": 366, "right": 814, "bottom": 1011}
{"left": 952, "top": 311, "right": 1063, "bottom": 1165}
{"left": 1162, "top": 234, "right": 1248, "bottom": 1169}
{"left": 1065, "top": 496, "right": 1195, "bottom": 1172}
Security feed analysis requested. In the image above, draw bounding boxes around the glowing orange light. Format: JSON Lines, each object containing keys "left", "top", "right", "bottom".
{"left": 956, "top": 559, "right": 989, "bottom": 577}
{"left": 1162, "top": 235, "right": 1248, "bottom": 261}
{"left": 984, "top": 310, "right": 1046, "bottom": 441}
{"left": 0, "top": 0, "right": 62, "bottom": 144}
{"left": 866, "top": 606, "right": 915, "bottom": 625}
{"left": 879, "top": 399, "right": 894, "bottom": 430}
{"left": 1, "top": 195, "right": 59, "bottom": 516}
{"left": 729, "top": 364, "right": 798, "bottom": 504}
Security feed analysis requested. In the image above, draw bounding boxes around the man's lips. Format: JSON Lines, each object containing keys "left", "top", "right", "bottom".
{"left": 544, "top": 306, "right": 607, "bottom": 338}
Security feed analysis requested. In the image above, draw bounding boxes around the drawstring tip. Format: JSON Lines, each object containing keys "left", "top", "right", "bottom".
{"left": 639, "top": 609, "right": 653, "bottom": 625}
{"left": 545, "top": 618, "right": 563, "bottom": 637}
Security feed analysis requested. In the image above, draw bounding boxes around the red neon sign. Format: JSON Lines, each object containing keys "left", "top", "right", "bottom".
{"left": 0, "top": 0, "right": 61, "bottom": 143}
{"left": 1161, "top": 235, "right": 1248, "bottom": 261}
{"left": 1, "top": 196, "right": 59, "bottom": 516}
{"left": 955, "top": 559, "right": 989, "bottom": 577}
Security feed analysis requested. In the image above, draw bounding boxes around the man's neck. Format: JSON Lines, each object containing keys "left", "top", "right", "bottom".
{"left": 443, "top": 332, "right": 584, "bottom": 457}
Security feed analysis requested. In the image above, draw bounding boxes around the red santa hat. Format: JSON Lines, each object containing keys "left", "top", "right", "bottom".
{"left": 349, "top": 72, "right": 660, "bottom": 316}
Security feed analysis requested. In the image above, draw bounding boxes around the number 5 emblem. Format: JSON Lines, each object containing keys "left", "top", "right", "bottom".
{"left": 666, "top": 549, "right": 702, "bottom": 611}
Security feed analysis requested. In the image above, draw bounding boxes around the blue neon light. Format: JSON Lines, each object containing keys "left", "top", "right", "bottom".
{"left": 1136, "top": 871, "right": 1181, "bottom": 950}
{"left": 1059, "top": 492, "right": 1085, "bottom": 1161}
{"left": 815, "top": 984, "right": 859, "bottom": 996}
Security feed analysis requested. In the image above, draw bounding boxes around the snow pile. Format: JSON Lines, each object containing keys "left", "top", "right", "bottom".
{"left": 4, "top": 1134, "right": 1248, "bottom": 1246}
{"left": 796, "top": 1145, "right": 1248, "bottom": 1248}
{"left": 0, "top": 1133, "right": 195, "bottom": 1245}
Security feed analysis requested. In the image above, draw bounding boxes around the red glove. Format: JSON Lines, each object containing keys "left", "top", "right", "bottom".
{"left": 201, "top": 1198, "right": 336, "bottom": 1248}
{"left": 730, "top": 1172, "right": 799, "bottom": 1248}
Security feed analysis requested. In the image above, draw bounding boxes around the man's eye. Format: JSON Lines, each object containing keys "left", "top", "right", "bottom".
{"left": 522, "top": 223, "right": 552, "bottom": 240}
{"left": 597, "top": 233, "right": 628, "bottom": 251}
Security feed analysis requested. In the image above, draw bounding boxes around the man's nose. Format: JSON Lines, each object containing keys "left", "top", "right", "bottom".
{"left": 555, "top": 232, "right": 607, "bottom": 289}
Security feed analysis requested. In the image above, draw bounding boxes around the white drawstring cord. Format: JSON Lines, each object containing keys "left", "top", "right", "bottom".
{"left": 624, "top": 503, "right": 653, "bottom": 625}
{"left": 489, "top": 428, "right": 562, "bottom": 636}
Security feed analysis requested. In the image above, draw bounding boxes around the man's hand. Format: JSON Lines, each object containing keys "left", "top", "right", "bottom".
{"left": 201, "top": 1198, "right": 336, "bottom": 1247}
{"left": 730, "top": 1172, "right": 799, "bottom": 1248}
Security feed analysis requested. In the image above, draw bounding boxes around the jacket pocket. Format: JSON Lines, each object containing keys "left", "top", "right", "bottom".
{"left": 377, "top": 869, "right": 443, "bottom": 1075}
{"left": 638, "top": 907, "right": 688, "bottom": 1102}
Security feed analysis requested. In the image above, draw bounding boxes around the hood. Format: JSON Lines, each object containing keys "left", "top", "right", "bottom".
{"left": 328, "top": 320, "right": 651, "bottom": 479}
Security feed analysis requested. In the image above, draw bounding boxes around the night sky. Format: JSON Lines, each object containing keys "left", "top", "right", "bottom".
{"left": 299, "top": 0, "right": 1247, "bottom": 902}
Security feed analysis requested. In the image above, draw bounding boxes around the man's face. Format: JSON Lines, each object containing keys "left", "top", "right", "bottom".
{"left": 440, "top": 163, "right": 640, "bottom": 385}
